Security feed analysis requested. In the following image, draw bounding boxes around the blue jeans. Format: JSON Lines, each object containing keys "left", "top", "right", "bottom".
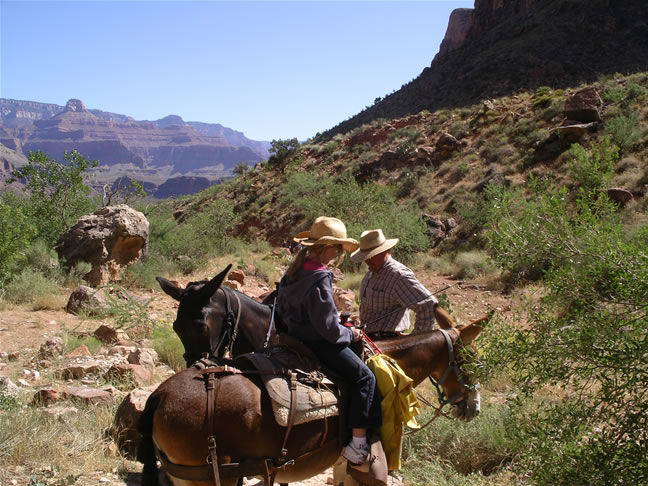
{"left": 308, "top": 341, "right": 382, "bottom": 430}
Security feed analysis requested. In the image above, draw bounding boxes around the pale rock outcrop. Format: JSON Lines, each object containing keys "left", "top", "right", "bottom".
{"left": 57, "top": 204, "right": 149, "bottom": 286}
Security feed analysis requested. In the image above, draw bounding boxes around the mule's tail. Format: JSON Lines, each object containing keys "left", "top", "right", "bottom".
{"left": 137, "top": 391, "right": 161, "bottom": 486}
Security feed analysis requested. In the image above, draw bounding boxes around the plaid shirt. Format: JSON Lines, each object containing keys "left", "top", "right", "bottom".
{"left": 359, "top": 256, "right": 438, "bottom": 334}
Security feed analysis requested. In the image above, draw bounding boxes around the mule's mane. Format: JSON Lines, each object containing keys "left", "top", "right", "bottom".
{"left": 183, "top": 279, "right": 270, "bottom": 309}
{"left": 376, "top": 329, "right": 448, "bottom": 353}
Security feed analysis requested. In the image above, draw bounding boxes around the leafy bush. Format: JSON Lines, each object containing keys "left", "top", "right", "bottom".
{"left": 267, "top": 138, "right": 300, "bottom": 168}
{"left": 8, "top": 150, "right": 99, "bottom": 245}
{"left": 151, "top": 325, "right": 185, "bottom": 372}
{"left": 23, "top": 240, "right": 61, "bottom": 280}
{"left": 605, "top": 111, "right": 641, "bottom": 153}
{"left": 3, "top": 269, "right": 62, "bottom": 310}
{"left": 0, "top": 195, "right": 36, "bottom": 284}
{"left": 477, "top": 161, "right": 648, "bottom": 483}
{"left": 147, "top": 199, "right": 240, "bottom": 274}
{"left": 288, "top": 174, "right": 430, "bottom": 263}
{"left": 566, "top": 136, "right": 618, "bottom": 193}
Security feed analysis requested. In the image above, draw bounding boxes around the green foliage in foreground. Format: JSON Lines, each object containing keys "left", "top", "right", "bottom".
{"left": 402, "top": 395, "right": 524, "bottom": 485}
{"left": 476, "top": 138, "right": 648, "bottom": 484}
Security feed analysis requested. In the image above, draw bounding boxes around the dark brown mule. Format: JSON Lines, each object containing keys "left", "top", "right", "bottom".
{"left": 140, "top": 267, "right": 484, "bottom": 485}
{"left": 156, "top": 264, "right": 283, "bottom": 365}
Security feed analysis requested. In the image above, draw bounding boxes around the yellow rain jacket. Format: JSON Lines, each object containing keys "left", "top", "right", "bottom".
{"left": 366, "top": 354, "right": 421, "bottom": 470}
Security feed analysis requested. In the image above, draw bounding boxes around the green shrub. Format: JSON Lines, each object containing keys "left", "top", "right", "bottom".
{"left": 64, "top": 333, "right": 103, "bottom": 355}
{"left": 7, "top": 150, "right": 99, "bottom": 246}
{"left": 387, "top": 126, "right": 425, "bottom": 144}
{"left": 151, "top": 325, "right": 185, "bottom": 372}
{"left": 23, "top": 240, "right": 61, "bottom": 280}
{"left": 477, "top": 164, "right": 648, "bottom": 483}
{"left": 567, "top": 136, "right": 618, "bottom": 192}
{"left": 0, "top": 195, "right": 36, "bottom": 284}
{"left": 605, "top": 111, "right": 641, "bottom": 153}
{"left": 3, "top": 269, "right": 61, "bottom": 309}
{"left": 453, "top": 251, "right": 499, "bottom": 279}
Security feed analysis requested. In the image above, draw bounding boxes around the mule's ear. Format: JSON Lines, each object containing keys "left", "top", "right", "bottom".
{"left": 156, "top": 277, "right": 184, "bottom": 301}
{"left": 200, "top": 264, "right": 233, "bottom": 299}
{"left": 434, "top": 304, "right": 456, "bottom": 330}
{"left": 459, "top": 322, "right": 484, "bottom": 345}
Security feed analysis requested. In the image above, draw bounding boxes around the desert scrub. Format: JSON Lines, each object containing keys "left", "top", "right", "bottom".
{"left": 64, "top": 332, "right": 103, "bottom": 355}
{"left": 151, "top": 325, "right": 185, "bottom": 372}
{"left": 2, "top": 269, "right": 64, "bottom": 310}
{"left": 402, "top": 387, "right": 522, "bottom": 485}
{"left": 0, "top": 400, "right": 123, "bottom": 483}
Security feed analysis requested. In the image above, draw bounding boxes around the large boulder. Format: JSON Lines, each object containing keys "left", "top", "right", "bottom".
{"left": 57, "top": 205, "right": 149, "bottom": 286}
{"left": 564, "top": 87, "right": 603, "bottom": 123}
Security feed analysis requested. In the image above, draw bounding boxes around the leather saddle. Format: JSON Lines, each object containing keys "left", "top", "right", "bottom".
{"left": 239, "top": 334, "right": 345, "bottom": 427}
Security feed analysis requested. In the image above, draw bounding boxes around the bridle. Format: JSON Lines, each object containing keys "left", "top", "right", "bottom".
{"left": 183, "top": 286, "right": 242, "bottom": 365}
{"left": 428, "top": 328, "right": 476, "bottom": 408}
{"left": 406, "top": 328, "right": 479, "bottom": 434}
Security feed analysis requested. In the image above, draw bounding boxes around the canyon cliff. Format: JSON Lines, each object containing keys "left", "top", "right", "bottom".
{"left": 325, "top": 0, "right": 648, "bottom": 138}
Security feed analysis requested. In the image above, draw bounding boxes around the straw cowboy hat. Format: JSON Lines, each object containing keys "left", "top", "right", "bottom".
{"left": 294, "top": 216, "right": 359, "bottom": 253}
{"left": 350, "top": 229, "right": 399, "bottom": 263}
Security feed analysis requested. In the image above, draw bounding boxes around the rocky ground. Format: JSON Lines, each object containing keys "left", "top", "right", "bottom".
{"left": 0, "top": 262, "right": 519, "bottom": 486}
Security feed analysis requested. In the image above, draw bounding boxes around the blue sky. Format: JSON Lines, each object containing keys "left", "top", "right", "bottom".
{"left": 1, "top": 0, "right": 472, "bottom": 141}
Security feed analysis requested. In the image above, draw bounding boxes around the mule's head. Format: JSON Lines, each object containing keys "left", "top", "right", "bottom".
{"left": 157, "top": 264, "right": 233, "bottom": 366}
{"left": 430, "top": 322, "right": 484, "bottom": 422}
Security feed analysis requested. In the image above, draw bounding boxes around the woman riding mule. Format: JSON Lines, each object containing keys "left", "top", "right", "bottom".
{"left": 142, "top": 264, "right": 485, "bottom": 486}
{"left": 276, "top": 216, "right": 382, "bottom": 468}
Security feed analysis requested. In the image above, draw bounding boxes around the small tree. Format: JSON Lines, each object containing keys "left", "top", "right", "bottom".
{"left": 9, "top": 150, "right": 99, "bottom": 245}
{"left": 267, "top": 138, "right": 300, "bottom": 169}
{"left": 232, "top": 162, "right": 250, "bottom": 176}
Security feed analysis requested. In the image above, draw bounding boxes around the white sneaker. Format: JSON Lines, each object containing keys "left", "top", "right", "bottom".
{"left": 343, "top": 441, "right": 369, "bottom": 465}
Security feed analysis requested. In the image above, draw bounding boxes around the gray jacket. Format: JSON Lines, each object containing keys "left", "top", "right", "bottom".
{"left": 277, "top": 268, "right": 353, "bottom": 345}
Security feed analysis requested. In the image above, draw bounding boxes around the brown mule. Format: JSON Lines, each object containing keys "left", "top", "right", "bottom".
{"left": 137, "top": 324, "right": 483, "bottom": 485}
{"left": 144, "top": 266, "right": 486, "bottom": 485}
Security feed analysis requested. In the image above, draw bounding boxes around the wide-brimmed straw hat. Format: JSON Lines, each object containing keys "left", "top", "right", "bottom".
{"left": 350, "top": 229, "right": 399, "bottom": 263}
{"left": 294, "top": 216, "right": 359, "bottom": 253}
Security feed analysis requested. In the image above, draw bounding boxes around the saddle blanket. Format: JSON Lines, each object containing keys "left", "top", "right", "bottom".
{"left": 242, "top": 349, "right": 340, "bottom": 427}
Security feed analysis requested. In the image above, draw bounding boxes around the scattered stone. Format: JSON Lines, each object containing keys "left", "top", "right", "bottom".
{"left": 66, "top": 345, "right": 92, "bottom": 358}
{"left": 564, "top": 87, "right": 603, "bottom": 123}
{"left": 435, "top": 132, "right": 460, "bottom": 159}
{"left": 33, "top": 388, "right": 59, "bottom": 405}
{"left": 333, "top": 288, "right": 355, "bottom": 313}
{"left": 43, "top": 406, "right": 79, "bottom": 418}
{"left": 228, "top": 269, "right": 246, "bottom": 284}
{"left": 223, "top": 279, "right": 242, "bottom": 291}
{"left": 94, "top": 324, "right": 129, "bottom": 345}
{"left": 65, "top": 286, "right": 110, "bottom": 315}
{"left": 128, "top": 348, "right": 157, "bottom": 369}
{"left": 607, "top": 187, "right": 633, "bottom": 205}
{"left": 17, "top": 378, "right": 29, "bottom": 387}
{"left": 107, "top": 363, "right": 153, "bottom": 385}
{"left": 38, "top": 336, "right": 65, "bottom": 359}
{"left": 108, "top": 345, "right": 137, "bottom": 357}
{"left": 63, "top": 386, "right": 114, "bottom": 405}
{"left": 0, "top": 376, "right": 19, "bottom": 395}
{"left": 60, "top": 359, "right": 103, "bottom": 380}
{"left": 110, "top": 387, "right": 154, "bottom": 459}
{"left": 8, "top": 352, "right": 19, "bottom": 361}
{"left": 556, "top": 121, "right": 599, "bottom": 141}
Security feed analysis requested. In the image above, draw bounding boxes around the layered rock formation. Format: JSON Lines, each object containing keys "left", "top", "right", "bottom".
{"left": 325, "top": 0, "right": 648, "bottom": 138}
{"left": 0, "top": 98, "right": 270, "bottom": 197}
